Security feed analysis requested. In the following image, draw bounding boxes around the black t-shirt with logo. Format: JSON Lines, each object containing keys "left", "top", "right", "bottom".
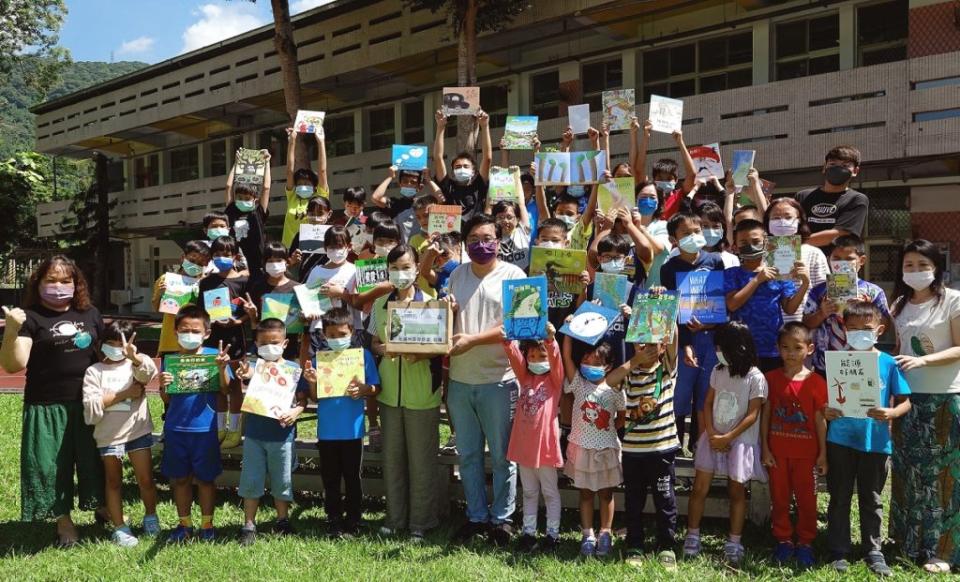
{"left": 225, "top": 202, "right": 268, "bottom": 278}
{"left": 198, "top": 273, "right": 249, "bottom": 360}
{"left": 18, "top": 305, "right": 103, "bottom": 404}
{"left": 795, "top": 187, "right": 869, "bottom": 238}
{"left": 439, "top": 175, "right": 488, "bottom": 223}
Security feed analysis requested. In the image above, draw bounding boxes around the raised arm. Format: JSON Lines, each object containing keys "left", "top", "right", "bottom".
{"left": 623, "top": 209, "right": 654, "bottom": 264}
{"left": 605, "top": 345, "right": 647, "bottom": 388}
{"left": 285, "top": 127, "right": 297, "bottom": 190}
{"left": 745, "top": 169, "right": 767, "bottom": 214}
{"left": 433, "top": 110, "right": 448, "bottom": 183}
{"left": 724, "top": 171, "right": 736, "bottom": 246}
{"left": 579, "top": 173, "right": 601, "bottom": 228}
{"left": 674, "top": 130, "right": 697, "bottom": 194}
{"left": 225, "top": 162, "right": 236, "bottom": 206}
{"left": 561, "top": 334, "right": 577, "bottom": 383}
{"left": 316, "top": 130, "right": 328, "bottom": 193}
{"left": 259, "top": 149, "right": 272, "bottom": 212}
{"left": 372, "top": 167, "right": 397, "bottom": 209}
{"left": 0, "top": 308, "right": 31, "bottom": 373}
{"left": 478, "top": 110, "right": 492, "bottom": 180}
{"left": 634, "top": 119, "right": 652, "bottom": 181}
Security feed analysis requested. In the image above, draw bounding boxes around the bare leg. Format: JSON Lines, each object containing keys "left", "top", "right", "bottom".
{"left": 128, "top": 449, "right": 158, "bottom": 516}
{"left": 728, "top": 480, "right": 747, "bottom": 537}
{"left": 56, "top": 514, "right": 78, "bottom": 541}
{"left": 102, "top": 456, "right": 126, "bottom": 527}
{"left": 243, "top": 498, "right": 259, "bottom": 528}
{"left": 274, "top": 499, "right": 290, "bottom": 521}
{"left": 598, "top": 488, "right": 615, "bottom": 531}
{"left": 579, "top": 489, "right": 595, "bottom": 532}
{"left": 197, "top": 481, "right": 217, "bottom": 519}
{"left": 228, "top": 378, "right": 243, "bottom": 414}
{"left": 171, "top": 476, "right": 194, "bottom": 519}
{"left": 687, "top": 470, "right": 714, "bottom": 530}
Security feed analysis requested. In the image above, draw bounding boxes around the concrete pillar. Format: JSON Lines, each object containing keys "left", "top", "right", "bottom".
{"left": 752, "top": 19, "right": 770, "bottom": 85}
{"left": 839, "top": 3, "right": 856, "bottom": 70}
{"left": 622, "top": 48, "right": 638, "bottom": 92}
{"left": 507, "top": 73, "right": 521, "bottom": 115}
{"left": 353, "top": 110, "right": 363, "bottom": 154}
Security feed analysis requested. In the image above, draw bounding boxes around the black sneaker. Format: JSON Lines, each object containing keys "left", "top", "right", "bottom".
{"left": 488, "top": 524, "right": 513, "bottom": 547}
{"left": 451, "top": 521, "right": 488, "bottom": 545}
{"left": 274, "top": 519, "right": 294, "bottom": 536}
{"left": 537, "top": 535, "right": 560, "bottom": 554}
{"left": 239, "top": 526, "right": 256, "bottom": 546}
{"left": 865, "top": 551, "right": 892, "bottom": 577}
{"left": 327, "top": 522, "right": 343, "bottom": 539}
{"left": 341, "top": 521, "right": 361, "bottom": 539}
{"left": 517, "top": 533, "right": 537, "bottom": 553}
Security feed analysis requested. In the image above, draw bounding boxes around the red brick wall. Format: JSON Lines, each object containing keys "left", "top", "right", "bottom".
{"left": 911, "top": 211, "right": 960, "bottom": 254}
{"left": 909, "top": 1, "right": 960, "bottom": 58}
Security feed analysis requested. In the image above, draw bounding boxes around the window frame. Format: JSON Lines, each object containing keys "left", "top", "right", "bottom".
{"left": 773, "top": 12, "right": 841, "bottom": 81}
{"left": 367, "top": 105, "right": 396, "bottom": 152}
{"left": 640, "top": 30, "right": 753, "bottom": 101}
{"left": 582, "top": 57, "right": 624, "bottom": 111}
{"left": 530, "top": 69, "right": 561, "bottom": 120}
{"left": 168, "top": 145, "right": 199, "bottom": 184}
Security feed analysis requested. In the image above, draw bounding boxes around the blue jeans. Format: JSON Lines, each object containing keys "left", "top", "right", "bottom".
{"left": 447, "top": 379, "right": 517, "bottom": 525}
{"left": 238, "top": 437, "right": 297, "bottom": 502}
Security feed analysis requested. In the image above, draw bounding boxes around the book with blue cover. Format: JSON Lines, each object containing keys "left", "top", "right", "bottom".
{"left": 677, "top": 270, "right": 728, "bottom": 324}
{"left": 502, "top": 276, "right": 548, "bottom": 341}
{"left": 593, "top": 272, "right": 629, "bottom": 311}
{"left": 391, "top": 144, "right": 428, "bottom": 171}
{"left": 559, "top": 301, "right": 620, "bottom": 346}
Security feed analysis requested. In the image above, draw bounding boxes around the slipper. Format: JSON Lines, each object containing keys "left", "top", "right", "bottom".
{"left": 923, "top": 558, "right": 951, "bottom": 574}
{"left": 659, "top": 549, "right": 678, "bottom": 572}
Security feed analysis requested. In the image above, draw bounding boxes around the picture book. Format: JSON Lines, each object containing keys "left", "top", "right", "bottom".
{"left": 234, "top": 148, "right": 267, "bottom": 188}
{"left": 293, "top": 283, "right": 333, "bottom": 318}
{"left": 597, "top": 176, "right": 634, "bottom": 214}
{"left": 827, "top": 272, "right": 859, "bottom": 303}
{"left": 534, "top": 151, "right": 571, "bottom": 186}
{"left": 356, "top": 257, "right": 388, "bottom": 293}
{"left": 391, "top": 144, "right": 428, "bottom": 171}
{"left": 503, "top": 116, "right": 539, "bottom": 150}
{"left": 294, "top": 110, "right": 325, "bottom": 135}
{"left": 690, "top": 143, "right": 723, "bottom": 179}
{"left": 159, "top": 273, "right": 198, "bottom": 315}
{"left": 677, "top": 270, "right": 728, "bottom": 324}
{"left": 602, "top": 89, "right": 635, "bottom": 131}
{"left": 626, "top": 292, "right": 680, "bottom": 344}
{"left": 203, "top": 287, "right": 232, "bottom": 322}
{"left": 760, "top": 178, "right": 776, "bottom": 200}
{"left": 164, "top": 354, "right": 221, "bottom": 395}
{"left": 427, "top": 205, "right": 462, "bottom": 236}
{"left": 442, "top": 86, "right": 479, "bottom": 116}
{"left": 826, "top": 350, "right": 881, "bottom": 419}
{"left": 284, "top": 295, "right": 304, "bottom": 334}
{"left": 593, "top": 272, "right": 629, "bottom": 311}
{"left": 385, "top": 301, "right": 452, "bottom": 354}
{"left": 299, "top": 224, "right": 330, "bottom": 254}
{"left": 766, "top": 235, "right": 801, "bottom": 279}
{"left": 732, "top": 149, "right": 756, "bottom": 187}
{"left": 261, "top": 293, "right": 293, "bottom": 322}
{"left": 502, "top": 276, "right": 549, "bottom": 341}
{"left": 489, "top": 166, "right": 521, "bottom": 202}
{"left": 649, "top": 94, "right": 683, "bottom": 134}
{"left": 568, "top": 103, "right": 591, "bottom": 135}
{"left": 569, "top": 150, "right": 607, "bottom": 184}
{"left": 313, "top": 348, "right": 365, "bottom": 398}
{"left": 529, "top": 247, "right": 588, "bottom": 295}
{"left": 559, "top": 301, "right": 620, "bottom": 346}
{"left": 241, "top": 359, "right": 303, "bottom": 419}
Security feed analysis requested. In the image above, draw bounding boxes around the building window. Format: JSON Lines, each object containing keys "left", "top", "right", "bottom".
{"left": 326, "top": 115, "right": 355, "bottom": 157}
{"left": 403, "top": 101, "right": 424, "bottom": 144}
{"left": 582, "top": 58, "right": 623, "bottom": 111}
{"left": 858, "top": 0, "right": 908, "bottom": 66}
{"left": 257, "top": 129, "right": 287, "bottom": 167}
{"left": 530, "top": 70, "right": 560, "bottom": 120}
{"left": 642, "top": 31, "right": 752, "bottom": 101}
{"left": 169, "top": 146, "right": 199, "bottom": 184}
{"left": 480, "top": 83, "right": 509, "bottom": 128}
{"left": 107, "top": 158, "right": 125, "bottom": 193}
{"left": 774, "top": 14, "right": 840, "bottom": 81}
{"left": 134, "top": 153, "right": 159, "bottom": 188}
{"left": 368, "top": 106, "right": 395, "bottom": 151}
{"left": 209, "top": 140, "right": 227, "bottom": 177}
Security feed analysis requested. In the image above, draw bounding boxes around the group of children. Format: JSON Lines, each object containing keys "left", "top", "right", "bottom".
{"left": 76, "top": 110, "right": 936, "bottom": 576}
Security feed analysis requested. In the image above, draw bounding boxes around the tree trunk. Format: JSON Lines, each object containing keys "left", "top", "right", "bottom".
{"left": 455, "top": 0, "right": 479, "bottom": 154}
{"left": 270, "top": 0, "right": 310, "bottom": 170}
{"left": 93, "top": 152, "right": 110, "bottom": 309}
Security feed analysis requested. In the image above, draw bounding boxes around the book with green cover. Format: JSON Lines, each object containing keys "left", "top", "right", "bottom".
{"left": 597, "top": 177, "right": 634, "bottom": 214}
{"left": 529, "top": 247, "right": 588, "bottom": 295}
{"left": 626, "top": 292, "right": 680, "bottom": 344}
{"left": 766, "top": 235, "right": 801, "bottom": 279}
{"left": 356, "top": 258, "right": 388, "bottom": 293}
{"left": 313, "top": 348, "right": 365, "bottom": 398}
{"left": 827, "top": 272, "right": 859, "bottom": 303}
{"left": 293, "top": 284, "right": 333, "bottom": 318}
{"left": 164, "top": 354, "right": 221, "bottom": 395}
{"left": 262, "top": 293, "right": 293, "bottom": 322}
{"left": 489, "top": 166, "right": 520, "bottom": 202}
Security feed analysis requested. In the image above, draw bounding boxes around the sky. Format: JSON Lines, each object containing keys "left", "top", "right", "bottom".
{"left": 58, "top": 0, "right": 336, "bottom": 64}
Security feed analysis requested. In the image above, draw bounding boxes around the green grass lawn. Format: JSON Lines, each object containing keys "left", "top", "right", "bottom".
{"left": 0, "top": 395, "right": 936, "bottom": 580}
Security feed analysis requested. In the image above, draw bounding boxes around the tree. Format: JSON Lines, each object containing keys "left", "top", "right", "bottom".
{"left": 404, "top": 0, "right": 526, "bottom": 153}
{"left": 0, "top": 152, "right": 51, "bottom": 256}
{"left": 0, "top": 0, "right": 71, "bottom": 94}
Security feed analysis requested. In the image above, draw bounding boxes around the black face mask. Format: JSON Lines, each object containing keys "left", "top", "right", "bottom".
{"left": 824, "top": 165, "right": 853, "bottom": 186}
{"left": 738, "top": 241, "right": 766, "bottom": 259}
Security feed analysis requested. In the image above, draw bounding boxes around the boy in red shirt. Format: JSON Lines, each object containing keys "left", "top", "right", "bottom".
{"left": 760, "top": 322, "right": 828, "bottom": 568}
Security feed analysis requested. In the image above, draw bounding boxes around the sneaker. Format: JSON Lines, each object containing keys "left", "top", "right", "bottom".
{"left": 658, "top": 549, "right": 678, "bottom": 572}
{"left": 682, "top": 534, "right": 701, "bottom": 558}
{"left": 488, "top": 523, "right": 513, "bottom": 547}
{"left": 773, "top": 541, "right": 795, "bottom": 564}
{"left": 274, "top": 519, "right": 294, "bottom": 536}
{"left": 328, "top": 522, "right": 343, "bottom": 539}
{"left": 595, "top": 531, "right": 613, "bottom": 557}
{"left": 441, "top": 435, "right": 458, "bottom": 455}
{"left": 111, "top": 526, "right": 139, "bottom": 548}
{"left": 167, "top": 525, "right": 193, "bottom": 544}
{"left": 580, "top": 534, "right": 597, "bottom": 557}
{"left": 625, "top": 549, "right": 644, "bottom": 568}
{"left": 723, "top": 540, "right": 745, "bottom": 567}
{"left": 221, "top": 430, "right": 242, "bottom": 449}
{"left": 865, "top": 551, "right": 892, "bottom": 577}
{"left": 199, "top": 526, "right": 216, "bottom": 542}
{"left": 367, "top": 425, "right": 383, "bottom": 453}
{"left": 517, "top": 533, "right": 537, "bottom": 553}
{"left": 378, "top": 526, "right": 396, "bottom": 536}
{"left": 451, "top": 521, "right": 488, "bottom": 545}
{"left": 830, "top": 556, "right": 850, "bottom": 573}
{"left": 409, "top": 529, "right": 425, "bottom": 544}
{"left": 537, "top": 535, "right": 559, "bottom": 554}
{"left": 341, "top": 521, "right": 360, "bottom": 539}
{"left": 239, "top": 526, "right": 256, "bottom": 546}
{"left": 795, "top": 544, "right": 816, "bottom": 568}
{"left": 141, "top": 514, "right": 161, "bottom": 537}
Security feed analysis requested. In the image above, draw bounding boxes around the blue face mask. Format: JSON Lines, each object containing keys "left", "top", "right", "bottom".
{"left": 527, "top": 361, "right": 551, "bottom": 375}
{"left": 235, "top": 199, "right": 256, "bottom": 213}
{"left": 453, "top": 167, "right": 474, "bottom": 184}
{"left": 703, "top": 227, "right": 724, "bottom": 248}
{"left": 568, "top": 185, "right": 586, "bottom": 198}
{"left": 636, "top": 197, "right": 658, "bottom": 216}
{"left": 294, "top": 185, "right": 314, "bottom": 199}
{"left": 400, "top": 186, "right": 418, "bottom": 198}
{"left": 327, "top": 336, "right": 351, "bottom": 351}
{"left": 580, "top": 364, "right": 606, "bottom": 383}
{"left": 213, "top": 257, "right": 234, "bottom": 272}
{"left": 655, "top": 180, "right": 676, "bottom": 194}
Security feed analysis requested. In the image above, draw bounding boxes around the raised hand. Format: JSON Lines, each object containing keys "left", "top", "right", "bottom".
{"left": 642, "top": 119, "right": 653, "bottom": 137}
{"left": 302, "top": 359, "right": 317, "bottom": 384}
{"left": 2, "top": 306, "right": 26, "bottom": 331}
{"left": 120, "top": 332, "right": 139, "bottom": 362}
{"left": 476, "top": 110, "right": 490, "bottom": 128}
{"left": 236, "top": 357, "right": 253, "bottom": 380}
{"left": 435, "top": 109, "right": 447, "bottom": 129}
{"left": 545, "top": 322, "right": 556, "bottom": 342}
{"left": 240, "top": 293, "right": 258, "bottom": 321}
{"left": 286, "top": 127, "right": 295, "bottom": 141}
{"left": 216, "top": 341, "right": 232, "bottom": 369}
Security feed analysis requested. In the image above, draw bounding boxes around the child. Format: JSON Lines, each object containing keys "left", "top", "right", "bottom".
{"left": 502, "top": 322, "right": 564, "bottom": 553}
{"left": 763, "top": 197, "right": 829, "bottom": 323}
{"left": 685, "top": 321, "right": 768, "bottom": 566}
{"left": 282, "top": 126, "right": 329, "bottom": 247}
{"left": 802, "top": 233, "right": 890, "bottom": 376}
{"left": 561, "top": 336, "right": 626, "bottom": 558}
{"left": 235, "top": 318, "right": 307, "bottom": 545}
{"left": 245, "top": 241, "right": 301, "bottom": 361}
{"left": 199, "top": 236, "right": 249, "bottom": 448}
{"left": 372, "top": 220, "right": 403, "bottom": 258}
{"left": 151, "top": 240, "right": 211, "bottom": 357}
{"left": 408, "top": 193, "right": 442, "bottom": 252}
{"left": 158, "top": 305, "right": 232, "bottom": 542}
{"left": 694, "top": 201, "right": 739, "bottom": 268}
{"left": 534, "top": 218, "right": 587, "bottom": 331}
{"left": 725, "top": 219, "right": 807, "bottom": 372}
{"left": 304, "top": 226, "right": 358, "bottom": 331}
{"left": 202, "top": 211, "right": 232, "bottom": 274}
{"left": 371, "top": 167, "right": 441, "bottom": 240}
{"left": 491, "top": 200, "right": 531, "bottom": 270}
{"left": 760, "top": 323, "right": 828, "bottom": 567}
{"left": 823, "top": 301, "right": 910, "bottom": 576}
{"left": 288, "top": 196, "right": 333, "bottom": 282}
{"left": 334, "top": 186, "right": 367, "bottom": 228}
{"left": 433, "top": 109, "right": 493, "bottom": 222}
{"left": 306, "top": 307, "right": 380, "bottom": 538}
{"left": 352, "top": 209, "right": 390, "bottom": 258}
{"left": 225, "top": 151, "right": 271, "bottom": 278}
{"left": 419, "top": 232, "right": 461, "bottom": 298}
{"left": 82, "top": 321, "right": 159, "bottom": 547}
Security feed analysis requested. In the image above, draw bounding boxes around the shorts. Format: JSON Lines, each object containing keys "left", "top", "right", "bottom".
{"left": 161, "top": 429, "right": 222, "bottom": 482}
{"left": 238, "top": 436, "right": 297, "bottom": 502}
{"left": 99, "top": 432, "right": 154, "bottom": 458}
{"left": 675, "top": 332, "right": 717, "bottom": 417}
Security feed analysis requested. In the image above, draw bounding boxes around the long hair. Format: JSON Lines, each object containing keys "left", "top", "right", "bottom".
{"left": 24, "top": 255, "right": 92, "bottom": 311}
{"left": 714, "top": 321, "right": 758, "bottom": 378}
{"left": 890, "top": 239, "right": 945, "bottom": 318}
{"left": 763, "top": 197, "right": 812, "bottom": 242}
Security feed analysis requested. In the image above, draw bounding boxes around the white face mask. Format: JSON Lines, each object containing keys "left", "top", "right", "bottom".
{"left": 351, "top": 233, "right": 371, "bottom": 253}
{"left": 715, "top": 350, "right": 728, "bottom": 366}
{"left": 101, "top": 344, "right": 125, "bottom": 362}
{"left": 538, "top": 241, "right": 562, "bottom": 249}
{"left": 768, "top": 218, "right": 799, "bottom": 237}
{"left": 258, "top": 343, "right": 285, "bottom": 361}
{"left": 846, "top": 329, "right": 878, "bottom": 351}
{"left": 556, "top": 215, "right": 577, "bottom": 228}
{"left": 265, "top": 261, "right": 287, "bottom": 277}
{"left": 375, "top": 244, "right": 395, "bottom": 258}
{"left": 453, "top": 167, "right": 474, "bottom": 184}
{"left": 327, "top": 248, "right": 349, "bottom": 264}
{"left": 902, "top": 270, "right": 935, "bottom": 291}
{"left": 177, "top": 332, "right": 204, "bottom": 350}
{"left": 600, "top": 258, "right": 626, "bottom": 273}
{"left": 388, "top": 269, "right": 417, "bottom": 290}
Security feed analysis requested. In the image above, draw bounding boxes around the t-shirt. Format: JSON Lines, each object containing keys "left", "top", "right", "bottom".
{"left": 225, "top": 202, "right": 269, "bottom": 278}
{"left": 622, "top": 357, "right": 680, "bottom": 456}
{"left": 282, "top": 186, "right": 330, "bottom": 247}
{"left": 795, "top": 186, "right": 869, "bottom": 240}
{"left": 448, "top": 260, "right": 526, "bottom": 384}
{"left": 439, "top": 175, "right": 487, "bottom": 222}
{"left": 724, "top": 267, "right": 798, "bottom": 358}
{"left": 894, "top": 287, "right": 960, "bottom": 394}
{"left": 19, "top": 305, "right": 103, "bottom": 404}
{"left": 660, "top": 251, "right": 725, "bottom": 291}
{"left": 764, "top": 369, "right": 827, "bottom": 459}
{"left": 783, "top": 243, "right": 829, "bottom": 324}
{"left": 644, "top": 219, "right": 672, "bottom": 289}
{"left": 244, "top": 358, "right": 307, "bottom": 442}
{"left": 497, "top": 225, "right": 531, "bottom": 270}
{"left": 660, "top": 188, "right": 685, "bottom": 221}
{"left": 315, "top": 348, "right": 380, "bottom": 440}
{"left": 198, "top": 274, "right": 249, "bottom": 360}
{"left": 564, "top": 374, "right": 626, "bottom": 451}
{"left": 304, "top": 261, "right": 359, "bottom": 330}
{"left": 827, "top": 351, "right": 910, "bottom": 454}
{"left": 164, "top": 347, "right": 226, "bottom": 433}
{"left": 709, "top": 366, "right": 767, "bottom": 445}
{"left": 804, "top": 278, "right": 889, "bottom": 372}
{"left": 526, "top": 197, "right": 540, "bottom": 241}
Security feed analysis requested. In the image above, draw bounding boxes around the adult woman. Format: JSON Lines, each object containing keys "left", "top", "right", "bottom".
{"left": 0, "top": 256, "right": 106, "bottom": 546}
{"left": 633, "top": 180, "right": 671, "bottom": 288}
{"left": 763, "top": 197, "right": 829, "bottom": 323}
{"left": 889, "top": 240, "right": 960, "bottom": 574}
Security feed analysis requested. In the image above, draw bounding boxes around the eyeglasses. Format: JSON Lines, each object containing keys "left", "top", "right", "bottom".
{"left": 466, "top": 237, "right": 497, "bottom": 245}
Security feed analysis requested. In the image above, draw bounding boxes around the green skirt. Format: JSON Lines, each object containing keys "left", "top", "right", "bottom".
{"left": 20, "top": 401, "right": 104, "bottom": 521}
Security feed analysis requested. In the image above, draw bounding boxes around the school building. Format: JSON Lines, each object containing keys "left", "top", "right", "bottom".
{"left": 30, "top": 0, "right": 960, "bottom": 311}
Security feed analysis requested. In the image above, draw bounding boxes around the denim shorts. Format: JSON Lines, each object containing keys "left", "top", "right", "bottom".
{"left": 238, "top": 437, "right": 297, "bottom": 502}
{"left": 99, "top": 432, "right": 154, "bottom": 458}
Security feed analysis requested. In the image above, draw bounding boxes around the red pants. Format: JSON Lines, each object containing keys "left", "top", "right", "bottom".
{"left": 769, "top": 456, "right": 818, "bottom": 545}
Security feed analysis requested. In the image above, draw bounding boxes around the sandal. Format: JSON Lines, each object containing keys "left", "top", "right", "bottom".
{"left": 923, "top": 558, "right": 952, "bottom": 574}
{"left": 658, "top": 549, "right": 678, "bottom": 572}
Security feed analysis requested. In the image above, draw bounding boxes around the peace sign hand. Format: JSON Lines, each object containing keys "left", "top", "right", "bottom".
{"left": 236, "top": 357, "right": 253, "bottom": 380}
{"left": 240, "top": 293, "right": 258, "bottom": 320}
{"left": 216, "top": 341, "right": 232, "bottom": 369}
{"left": 120, "top": 332, "right": 139, "bottom": 362}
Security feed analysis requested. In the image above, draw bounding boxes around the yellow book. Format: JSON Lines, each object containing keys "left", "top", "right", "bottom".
{"left": 313, "top": 348, "right": 365, "bottom": 398}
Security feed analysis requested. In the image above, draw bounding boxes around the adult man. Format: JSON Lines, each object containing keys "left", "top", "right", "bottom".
{"left": 795, "top": 145, "right": 869, "bottom": 250}
{"left": 433, "top": 109, "right": 493, "bottom": 223}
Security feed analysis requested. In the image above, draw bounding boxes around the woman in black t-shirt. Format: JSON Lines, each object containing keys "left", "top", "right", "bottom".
{"left": 0, "top": 255, "right": 106, "bottom": 546}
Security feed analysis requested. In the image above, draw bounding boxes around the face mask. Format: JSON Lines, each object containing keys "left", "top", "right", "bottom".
{"left": 567, "top": 185, "right": 586, "bottom": 198}
{"left": 846, "top": 329, "right": 878, "bottom": 351}
{"left": 375, "top": 244, "right": 395, "bottom": 258}
{"left": 101, "top": 344, "right": 125, "bottom": 362}
{"left": 207, "top": 227, "right": 229, "bottom": 241}
{"left": 351, "top": 233, "right": 371, "bottom": 253}
{"left": 636, "top": 197, "right": 658, "bottom": 216}
{"left": 265, "top": 261, "right": 287, "bottom": 277}
{"left": 327, "top": 248, "right": 349, "bottom": 264}
{"left": 181, "top": 259, "right": 203, "bottom": 277}
{"left": 388, "top": 269, "right": 417, "bottom": 290}
{"left": 556, "top": 214, "right": 577, "bottom": 228}
{"left": 453, "top": 167, "right": 474, "bottom": 184}
{"left": 539, "top": 241, "right": 562, "bottom": 249}
{"left": 327, "top": 336, "right": 351, "bottom": 351}
{"left": 600, "top": 258, "right": 626, "bottom": 273}
{"left": 400, "top": 186, "right": 418, "bottom": 198}
{"left": 703, "top": 227, "right": 724, "bottom": 248}
{"left": 41, "top": 283, "right": 74, "bottom": 307}
{"left": 831, "top": 259, "right": 858, "bottom": 274}
{"left": 655, "top": 180, "right": 676, "bottom": 194}
{"left": 738, "top": 241, "right": 767, "bottom": 260}
{"left": 236, "top": 199, "right": 256, "bottom": 213}
{"left": 294, "top": 185, "right": 314, "bottom": 199}
{"left": 679, "top": 233, "right": 707, "bottom": 254}
{"left": 213, "top": 257, "right": 234, "bottom": 272}
{"left": 527, "top": 361, "right": 551, "bottom": 375}
{"left": 824, "top": 165, "right": 853, "bottom": 186}
{"left": 769, "top": 218, "right": 799, "bottom": 237}
{"left": 258, "top": 343, "right": 285, "bottom": 361}
{"left": 715, "top": 350, "right": 728, "bottom": 366}
{"left": 580, "top": 364, "right": 606, "bottom": 383}
{"left": 903, "top": 270, "right": 936, "bottom": 291}
{"left": 177, "top": 332, "right": 204, "bottom": 350}
{"left": 467, "top": 240, "right": 498, "bottom": 265}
